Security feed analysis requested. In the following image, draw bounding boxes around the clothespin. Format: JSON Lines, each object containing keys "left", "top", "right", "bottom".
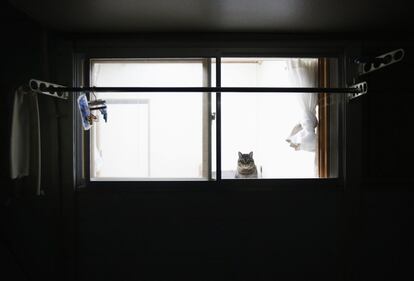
{"left": 88, "top": 99, "right": 108, "bottom": 122}
{"left": 77, "top": 94, "right": 108, "bottom": 130}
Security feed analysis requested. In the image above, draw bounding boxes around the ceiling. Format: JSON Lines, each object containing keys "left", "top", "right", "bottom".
{"left": 8, "top": 0, "right": 410, "bottom": 33}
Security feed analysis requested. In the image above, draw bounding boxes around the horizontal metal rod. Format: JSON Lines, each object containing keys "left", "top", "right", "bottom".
{"left": 44, "top": 86, "right": 360, "bottom": 94}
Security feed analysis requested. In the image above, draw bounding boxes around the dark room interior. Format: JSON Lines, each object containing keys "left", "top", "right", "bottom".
{"left": 1, "top": 1, "right": 413, "bottom": 281}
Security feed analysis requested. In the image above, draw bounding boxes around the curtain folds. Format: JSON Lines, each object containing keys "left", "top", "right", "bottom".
{"left": 10, "top": 86, "right": 42, "bottom": 194}
{"left": 286, "top": 59, "right": 318, "bottom": 152}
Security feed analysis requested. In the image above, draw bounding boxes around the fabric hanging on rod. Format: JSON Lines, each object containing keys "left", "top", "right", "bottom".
{"left": 10, "top": 86, "right": 41, "bottom": 194}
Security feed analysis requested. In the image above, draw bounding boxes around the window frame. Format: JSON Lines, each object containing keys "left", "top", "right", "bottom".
{"left": 88, "top": 58, "right": 212, "bottom": 180}
{"left": 74, "top": 46, "right": 347, "bottom": 191}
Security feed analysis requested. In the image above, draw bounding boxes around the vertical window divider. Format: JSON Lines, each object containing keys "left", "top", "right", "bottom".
{"left": 85, "top": 58, "right": 92, "bottom": 183}
{"left": 216, "top": 57, "right": 222, "bottom": 181}
{"left": 202, "top": 59, "right": 212, "bottom": 180}
{"left": 73, "top": 53, "right": 86, "bottom": 188}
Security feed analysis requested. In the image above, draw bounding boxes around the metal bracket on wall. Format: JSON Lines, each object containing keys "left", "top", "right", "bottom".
{"left": 348, "top": 81, "right": 368, "bottom": 101}
{"left": 356, "top": 48, "right": 405, "bottom": 76}
{"left": 29, "top": 79, "right": 69, "bottom": 100}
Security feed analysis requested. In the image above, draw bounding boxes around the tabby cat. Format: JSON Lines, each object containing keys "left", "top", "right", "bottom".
{"left": 235, "top": 151, "right": 258, "bottom": 178}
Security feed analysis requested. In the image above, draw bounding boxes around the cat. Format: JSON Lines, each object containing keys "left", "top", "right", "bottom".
{"left": 235, "top": 151, "right": 258, "bottom": 178}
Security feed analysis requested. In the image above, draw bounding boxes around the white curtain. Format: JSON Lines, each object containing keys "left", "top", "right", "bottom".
{"left": 91, "top": 63, "right": 104, "bottom": 176}
{"left": 286, "top": 59, "right": 318, "bottom": 152}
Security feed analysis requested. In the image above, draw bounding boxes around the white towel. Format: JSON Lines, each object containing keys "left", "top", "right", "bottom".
{"left": 10, "top": 87, "right": 41, "bottom": 193}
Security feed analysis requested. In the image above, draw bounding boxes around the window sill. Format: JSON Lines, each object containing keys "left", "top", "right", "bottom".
{"left": 79, "top": 178, "right": 344, "bottom": 193}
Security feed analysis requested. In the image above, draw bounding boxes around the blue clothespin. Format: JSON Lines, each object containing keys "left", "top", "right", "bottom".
{"left": 77, "top": 95, "right": 108, "bottom": 130}
{"left": 77, "top": 94, "right": 92, "bottom": 130}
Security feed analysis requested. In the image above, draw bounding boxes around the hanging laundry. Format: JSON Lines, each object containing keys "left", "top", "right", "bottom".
{"left": 77, "top": 94, "right": 107, "bottom": 130}
{"left": 10, "top": 86, "right": 41, "bottom": 193}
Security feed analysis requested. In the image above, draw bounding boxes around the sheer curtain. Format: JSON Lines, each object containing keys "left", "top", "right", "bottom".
{"left": 286, "top": 59, "right": 318, "bottom": 152}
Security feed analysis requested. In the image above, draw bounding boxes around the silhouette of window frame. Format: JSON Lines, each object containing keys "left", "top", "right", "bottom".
{"left": 73, "top": 46, "right": 346, "bottom": 190}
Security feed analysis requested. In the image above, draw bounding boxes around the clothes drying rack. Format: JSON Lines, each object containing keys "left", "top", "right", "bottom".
{"left": 29, "top": 79, "right": 368, "bottom": 100}
{"left": 29, "top": 48, "right": 405, "bottom": 100}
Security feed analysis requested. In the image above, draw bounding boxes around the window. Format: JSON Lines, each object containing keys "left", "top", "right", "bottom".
{"left": 88, "top": 57, "right": 340, "bottom": 181}
{"left": 90, "top": 59, "right": 210, "bottom": 180}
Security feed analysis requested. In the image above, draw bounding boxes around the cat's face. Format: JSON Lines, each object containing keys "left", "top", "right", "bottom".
{"left": 238, "top": 151, "right": 254, "bottom": 165}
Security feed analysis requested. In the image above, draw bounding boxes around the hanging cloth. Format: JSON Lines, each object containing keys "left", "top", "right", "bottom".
{"left": 10, "top": 86, "right": 41, "bottom": 194}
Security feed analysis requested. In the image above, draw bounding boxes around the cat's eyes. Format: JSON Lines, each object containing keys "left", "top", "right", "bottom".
{"left": 239, "top": 154, "right": 253, "bottom": 163}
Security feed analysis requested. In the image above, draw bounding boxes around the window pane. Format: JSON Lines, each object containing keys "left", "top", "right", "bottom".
{"left": 92, "top": 100, "right": 149, "bottom": 178}
{"left": 90, "top": 60, "right": 208, "bottom": 180}
{"left": 220, "top": 58, "right": 338, "bottom": 179}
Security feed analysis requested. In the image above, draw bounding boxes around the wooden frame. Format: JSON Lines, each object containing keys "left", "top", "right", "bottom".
{"left": 317, "top": 58, "right": 330, "bottom": 178}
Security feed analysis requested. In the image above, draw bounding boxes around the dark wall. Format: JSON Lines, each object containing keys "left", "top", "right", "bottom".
{"left": 1, "top": 3, "right": 46, "bottom": 280}
{"left": 1, "top": 3, "right": 413, "bottom": 281}
{"left": 0, "top": 3, "right": 74, "bottom": 281}
{"left": 347, "top": 40, "right": 414, "bottom": 281}
{"left": 76, "top": 187, "right": 340, "bottom": 281}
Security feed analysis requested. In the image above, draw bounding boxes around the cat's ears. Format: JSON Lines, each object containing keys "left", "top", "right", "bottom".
{"left": 239, "top": 151, "right": 254, "bottom": 157}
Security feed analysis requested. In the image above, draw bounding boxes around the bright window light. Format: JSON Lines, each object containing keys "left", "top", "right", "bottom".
{"left": 90, "top": 60, "right": 206, "bottom": 180}
{"left": 89, "top": 58, "right": 338, "bottom": 180}
{"left": 220, "top": 58, "right": 318, "bottom": 178}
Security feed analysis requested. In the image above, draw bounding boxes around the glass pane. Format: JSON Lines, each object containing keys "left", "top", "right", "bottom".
{"left": 92, "top": 101, "right": 149, "bottom": 178}
{"left": 220, "top": 58, "right": 338, "bottom": 179}
{"left": 90, "top": 60, "right": 209, "bottom": 180}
